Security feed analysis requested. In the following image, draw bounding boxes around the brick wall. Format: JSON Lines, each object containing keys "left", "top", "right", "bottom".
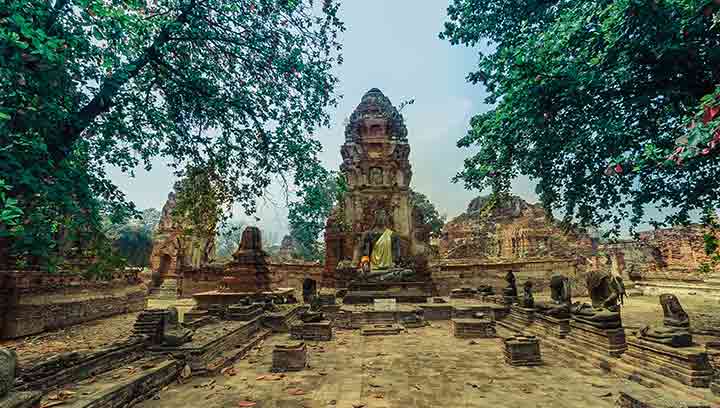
{"left": 180, "top": 262, "right": 323, "bottom": 297}
{"left": 431, "top": 257, "right": 582, "bottom": 296}
{"left": 270, "top": 262, "right": 323, "bottom": 291}
{"left": 3, "top": 288, "right": 145, "bottom": 339}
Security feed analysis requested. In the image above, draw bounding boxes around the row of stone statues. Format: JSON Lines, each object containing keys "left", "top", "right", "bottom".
{"left": 509, "top": 270, "right": 626, "bottom": 329}
{"left": 510, "top": 270, "right": 693, "bottom": 348}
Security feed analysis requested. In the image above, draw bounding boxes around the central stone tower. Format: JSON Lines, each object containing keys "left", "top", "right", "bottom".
{"left": 324, "top": 88, "right": 430, "bottom": 289}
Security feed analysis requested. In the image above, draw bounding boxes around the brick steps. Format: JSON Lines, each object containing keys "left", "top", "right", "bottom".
{"left": 51, "top": 357, "right": 182, "bottom": 408}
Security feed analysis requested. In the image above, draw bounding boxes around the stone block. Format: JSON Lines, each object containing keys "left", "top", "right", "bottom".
{"left": 290, "top": 322, "right": 333, "bottom": 341}
{"left": 504, "top": 335, "right": 542, "bottom": 366}
{"left": 272, "top": 343, "right": 307, "bottom": 372}
{"left": 451, "top": 318, "right": 496, "bottom": 339}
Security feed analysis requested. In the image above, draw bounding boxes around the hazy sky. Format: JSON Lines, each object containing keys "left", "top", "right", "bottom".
{"left": 109, "top": 0, "right": 540, "bottom": 241}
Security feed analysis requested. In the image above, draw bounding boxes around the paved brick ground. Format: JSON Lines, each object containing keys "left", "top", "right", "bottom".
{"left": 138, "top": 322, "right": 627, "bottom": 408}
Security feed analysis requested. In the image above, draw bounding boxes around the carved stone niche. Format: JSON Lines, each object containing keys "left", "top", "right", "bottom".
{"left": 369, "top": 167, "right": 384, "bottom": 186}
{"left": 361, "top": 116, "right": 388, "bottom": 140}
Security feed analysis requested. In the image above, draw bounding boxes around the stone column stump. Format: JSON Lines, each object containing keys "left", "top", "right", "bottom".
{"left": 504, "top": 335, "right": 542, "bottom": 366}
{"left": 271, "top": 343, "right": 307, "bottom": 372}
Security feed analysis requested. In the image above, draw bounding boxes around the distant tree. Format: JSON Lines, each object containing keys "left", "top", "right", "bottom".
{"left": 410, "top": 190, "right": 445, "bottom": 237}
{"left": 442, "top": 0, "right": 720, "bottom": 233}
{"left": 288, "top": 168, "right": 346, "bottom": 261}
{"left": 215, "top": 220, "right": 246, "bottom": 260}
{"left": 0, "top": 0, "right": 344, "bottom": 270}
{"left": 105, "top": 208, "right": 161, "bottom": 267}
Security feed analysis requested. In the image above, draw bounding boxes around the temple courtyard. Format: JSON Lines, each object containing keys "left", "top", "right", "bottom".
{"left": 138, "top": 322, "right": 624, "bottom": 408}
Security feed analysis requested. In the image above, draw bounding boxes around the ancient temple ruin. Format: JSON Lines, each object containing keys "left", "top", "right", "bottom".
{"left": 324, "top": 88, "right": 431, "bottom": 288}
{"left": 149, "top": 191, "right": 216, "bottom": 279}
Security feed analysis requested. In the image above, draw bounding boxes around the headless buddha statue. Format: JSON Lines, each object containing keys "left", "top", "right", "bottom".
{"left": 637, "top": 294, "right": 692, "bottom": 347}
{"left": 571, "top": 270, "right": 626, "bottom": 329}
{"left": 536, "top": 274, "right": 572, "bottom": 318}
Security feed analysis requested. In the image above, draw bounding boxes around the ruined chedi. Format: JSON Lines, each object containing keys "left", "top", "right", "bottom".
{"left": 324, "top": 88, "right": 430, "bottom": 285}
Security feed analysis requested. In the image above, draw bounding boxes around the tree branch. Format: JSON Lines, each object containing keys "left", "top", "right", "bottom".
{"left": 49, "top": 0, "right": 198, "bottom": 164}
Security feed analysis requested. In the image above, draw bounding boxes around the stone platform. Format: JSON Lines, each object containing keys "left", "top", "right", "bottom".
{"left": 333, "top": 305, "right": 423, "bottom": 329}
{"left": 530, "top": 313, "right": 570, "bottom": 339}
{"left": 192, "top": 288, "right": 294, "bottom": 309}
{"left": 361, "top": 324, "right": 403, "bottom": 336}
{"left": 226, "top": 304, "right": 263, "bottom": 321}
{"left": 498, "top": 305, "right": 535, "bottom": 334}
{"left": 567, "top": 319, "right": 627, "bottom": 357}
{"left": 419, "top": 304, "right": 453, "bottom": 320}
{"left": 451, "top": 318, "right": 496, "bottom": 339}
{"left": 343, "top": 281, "right": 432, "bottom": 304}
{"left": 290, "top": 321, "right": 333, "bottom": 341}
{"left": 621, "top": 337, "right": 714, "bottom": 388}
{"left": 54, "top": 357, "right": 181, "bottom": 408}
{"left": 149, "top": 318, "right": 267, "bottom": 373}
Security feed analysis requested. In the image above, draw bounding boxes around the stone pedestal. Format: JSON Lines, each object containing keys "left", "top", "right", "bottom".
{"left": 271, "top": 343, "right": 307, "bottom": 372}
{"left": 530, "top": 313, "right": 570, "bottom": 339}
{"left": 567, "top": 319, "right": 627, "bottom": 357}
{"left": 504, "top": 335, "right": 542, "bottom": 366}
{"left": 290, "top": 322, "right": 333, "bottom": 341}
{"left": 451, "top": 319, "right": 496, "bottom": 339}
{"left": 622, "top": 337, "right": 714, "bottom": 388}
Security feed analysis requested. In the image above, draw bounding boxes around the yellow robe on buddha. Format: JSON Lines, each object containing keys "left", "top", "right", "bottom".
{"left": 371, "top": 228, "right": 394, "bottom": 270}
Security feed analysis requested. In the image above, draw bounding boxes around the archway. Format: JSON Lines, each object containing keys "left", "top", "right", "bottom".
{"left": 302, "top": 278, "right": 317, "bottom": 303}
{"left": 158, "top": 254, "right": 172, "bottom": 277}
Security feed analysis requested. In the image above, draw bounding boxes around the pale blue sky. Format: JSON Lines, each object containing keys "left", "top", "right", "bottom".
{"left": 109, "top": 0, "right": 540, "bottom": 241}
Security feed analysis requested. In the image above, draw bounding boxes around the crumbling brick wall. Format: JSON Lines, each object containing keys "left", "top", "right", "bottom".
{"left": 0, "top": 270, "right": 146, "bottom": 339}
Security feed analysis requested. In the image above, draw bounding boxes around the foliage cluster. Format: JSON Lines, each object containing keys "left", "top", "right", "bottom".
{"left": 0, "top": 0, "right": 344, "bottom": 271}
{"left": 442, "top": 0, "right": 720, "bottom": 232}
{"left": 288, "top": 167, "right": 347, "bottom": 261}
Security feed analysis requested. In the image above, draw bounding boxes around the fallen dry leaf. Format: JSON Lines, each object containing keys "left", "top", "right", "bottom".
{"left": 287, "top": 388, "right": 305, "bottom": 396}
{"left": 221, "top": 366, "right": 237, "bottom": 376}
{"left": 237, "top": 402, "right": 257, "bottom": 407}
{"left": 40, "top": 401, "right": 68, "bottom": 408}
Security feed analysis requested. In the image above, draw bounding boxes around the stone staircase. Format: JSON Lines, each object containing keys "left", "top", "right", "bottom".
{"left": 149, "top": 278, "right": 178, "bottom": 300}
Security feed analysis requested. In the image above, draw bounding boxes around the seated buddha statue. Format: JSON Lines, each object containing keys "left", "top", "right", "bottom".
{"left": 571, "top": 270, "right": 626, "bottom": 329}
{"left": 353, "top": 209, "right": 415, "bottom": 283}
{"left": 535, "top": 274, "right": 572, "bottom": 318}
{"left": 637, "top": 294, "right": 692, "bottom": 347}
